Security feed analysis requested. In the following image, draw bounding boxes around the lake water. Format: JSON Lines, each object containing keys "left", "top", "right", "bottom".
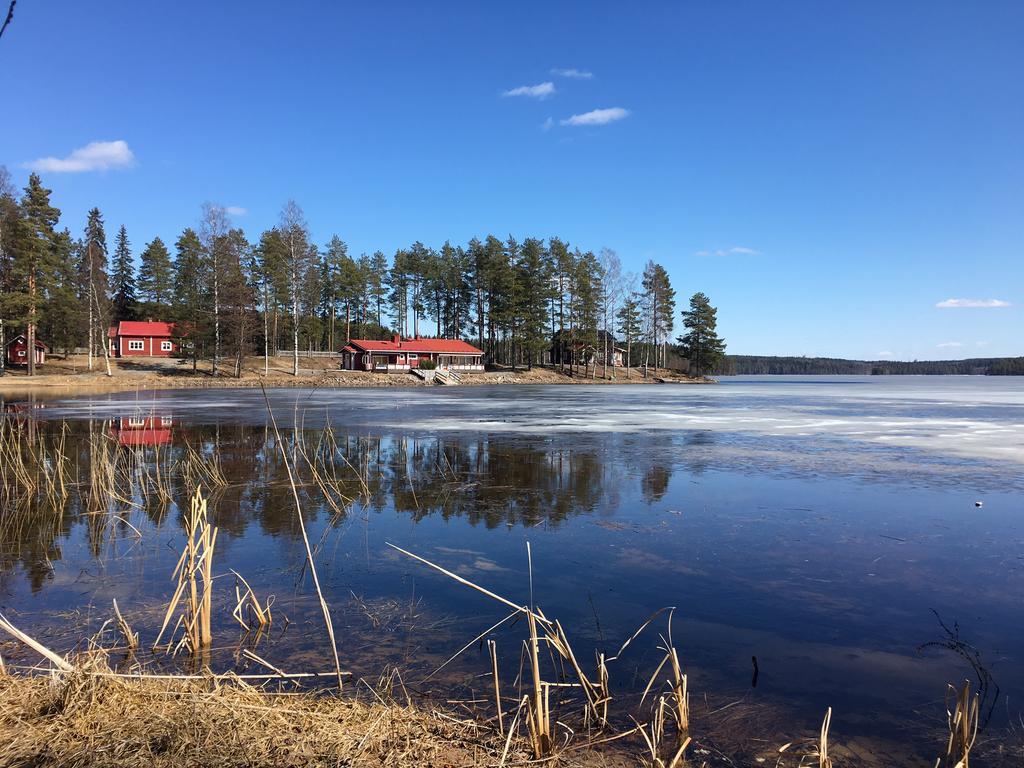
{"left": 2, "top": 376, "right": 1022, "bottom": 764}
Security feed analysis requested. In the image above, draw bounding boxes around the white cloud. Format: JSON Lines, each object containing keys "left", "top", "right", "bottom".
{"left": 225, "top": 206, "right": 248, "bottom": 216}
{"left": 503, "top": 82, "right": 555, "bottom": 99}
{"left": 561, "top": 107, "right": 629, "bottom": 126}
{"left": 541, "top": 117, "right": 554, "bottom": 132}
{"left": 694, "top": 246, "right": 760, "bottom": 257}
{"left": 551, "top": 68, "right": 593, "bottom": 79}
{"left": 877, "top": 351, "right": 894, "bottom": 358}
{"left": 976, "top": 341, "right": 990, "bottom": 347}
{"left": 936, "top": 341, "right": 964, "bottom": 349}
{"left": 935, "top": 298, "right": 1011, "bottom": 309}
{"left": 25, "top": 140, "right": 135, "bottom": 173}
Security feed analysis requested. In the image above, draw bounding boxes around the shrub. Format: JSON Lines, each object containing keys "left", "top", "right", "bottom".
{"left": 418, "top": 359, "right": 436, "bottom": 370}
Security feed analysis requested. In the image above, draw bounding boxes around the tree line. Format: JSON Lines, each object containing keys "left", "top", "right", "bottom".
{"left": 725, "top": 355, "right": 1024, "bottom": 375}
{"left": 0, "top": 169, "right": 727, "bottom": 377}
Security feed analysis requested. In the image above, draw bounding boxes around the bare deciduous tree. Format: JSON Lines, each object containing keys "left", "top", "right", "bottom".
{"left": 278, "top": 200, "right": 310, "bottom": 377}
{"left": 199, "top": 203, "right": 229, "bottom": 375}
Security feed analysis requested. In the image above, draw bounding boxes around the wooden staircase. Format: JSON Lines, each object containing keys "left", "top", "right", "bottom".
{"left": 433, "top": 368, "right": 463, "bottom": 385}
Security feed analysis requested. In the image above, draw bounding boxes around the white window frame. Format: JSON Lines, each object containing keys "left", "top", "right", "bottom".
{"left": 160, "top": 340, "right": 173, "bottom": 351}
{"left": 407, "top": 353, "right": 418, "bottom": 361}
{"left": 128, "top": 339, "right": 145, "bottom": 351}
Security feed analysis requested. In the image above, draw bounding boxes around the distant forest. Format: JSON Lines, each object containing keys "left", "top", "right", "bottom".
{"left": 723, "top": 356, "right": 1024, "bottom": 376}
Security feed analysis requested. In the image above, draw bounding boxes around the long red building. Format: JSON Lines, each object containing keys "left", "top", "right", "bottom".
{"left": 341, "top": 335, "right": 484, "bottom": 372}
{"left": 108, "top": 321, "right": 179, "bottom": 358}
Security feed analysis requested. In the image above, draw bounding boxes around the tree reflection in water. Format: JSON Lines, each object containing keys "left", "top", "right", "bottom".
{"left": 0, "top": 418, "right": 693, "bottom": 589}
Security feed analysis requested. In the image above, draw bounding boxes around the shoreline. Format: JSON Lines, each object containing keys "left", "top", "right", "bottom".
{"left": 0, "top": 357, "right": 715, "bottom": 398}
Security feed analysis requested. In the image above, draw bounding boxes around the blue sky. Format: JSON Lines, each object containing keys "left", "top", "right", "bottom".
{"left": 1, "top": 1, "right": 1021, "bottom": 359}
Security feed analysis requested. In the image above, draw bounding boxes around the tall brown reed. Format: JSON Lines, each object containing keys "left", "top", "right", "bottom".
{"left": 941, "top": 680, "right": 979, "bottom": 768}
{"left": 154, "top": 487, "right": 217, "bottom": 656}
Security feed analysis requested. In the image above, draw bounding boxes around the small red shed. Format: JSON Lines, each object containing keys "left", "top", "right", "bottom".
{"left": 108, "top": 321, "right": 179, "bottom": 358}
{"left": 4, "top": 334, "right": 47, "bottom": 367}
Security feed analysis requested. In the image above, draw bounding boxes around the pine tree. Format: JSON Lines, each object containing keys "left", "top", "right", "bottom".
{"left": 220, "top": 228, "right": 255, "bottom": 377}
{"left": 41, "top": 229, "right": 84, "bottom": 354}
{"left": 111, "top": 225, "right": 137, "bottom": 320}
{"left": 79, "top": 207, "right": 110, "bottom": 369}
{"left": 173, "top": 227, "right": 208, "bottom": 371}
{"left": 0, "top": 167, "right": 19, "bottom": 367}
{"left": 253, "top": 228, "right": 290, "bottom": 371}
{"left": 11, "top": 174, "right": 61, "bottom": 375}
{"left": 515, "top": 237, "right": 553, "bottom": 368}
{"left": 571, "top": 250, "right": 603, "bottom": 376}
{"left": 138, "top": 236, "right": 174, "bottom": 315}
{"left": 321, "top": 235, "right": 351, "bottom": 349}
{"left": 678, "top": 292, "right": 726, "bottom": 377}
{"left": 616, "top": 293, "right": 642, "bottom": 378}
{"left": 641, "top": 261, "right": 676, "bottom": 371}
{"left": 369, "top": 250, "right": 389, "bottom": 329}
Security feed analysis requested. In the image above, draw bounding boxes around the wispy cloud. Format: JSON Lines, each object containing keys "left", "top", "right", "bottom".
{"left": 225, "top": 206, "right": 248, "bottom": 217}
{"left": 936, "top": 341, "right": 964, "bottom": 349}
{"left": 694, "top": 246, "right": 760, "bottom": 257}
{"left": 541, "top": 117, "right": 554, "bottom": 132}
{"left": 935, "top": 298, "right": 1011, "bottom": 309}
{"left": 551, "top": 68, "right": 593, "bottom": 79}
{"left": 561, "top": 107, "right": 629, "bottom": 126}
{"left": 503, "top": 82, "right": 555, "bottom": 99}
{"left": 25, "top": 140, "right": 135, "bottom": 173}
{"left": 877, "top": 351, "right": 894, "bottom": 358}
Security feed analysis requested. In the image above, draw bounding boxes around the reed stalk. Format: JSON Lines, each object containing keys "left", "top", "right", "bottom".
{"left": 940, "top": 681, "right": 979, "bottom": 768}
{"left": 260, "top": 384, "right": 344, "bottom": 691}
{"left": 153, "top": 487, "right": 217, "bottom": 655}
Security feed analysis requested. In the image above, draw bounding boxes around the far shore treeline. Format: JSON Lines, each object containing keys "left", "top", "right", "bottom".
{"left": 0, "top": 170, "right": 728, "bottom": 377}
{"left": 724, "top": 355, "right": 1024, "bottom": 376}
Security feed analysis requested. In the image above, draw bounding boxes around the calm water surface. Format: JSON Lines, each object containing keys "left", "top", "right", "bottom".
{"left": 2, "top": 376, "right": 1022, "bottom": 761}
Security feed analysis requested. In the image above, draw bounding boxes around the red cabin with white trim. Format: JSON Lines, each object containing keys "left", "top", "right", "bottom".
{"left": 341, "top": 335, "right": 484, "bottom": 372}
{"left": 108, "top": 321, "right": 179, "bottom": 357}
{"left": 4, "top": 334, "right": 47, "bottom": 367}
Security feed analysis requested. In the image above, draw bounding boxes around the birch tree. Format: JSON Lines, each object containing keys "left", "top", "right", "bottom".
{"left": 278, "top": 200, "right": 311, "bottom": 376}
{"left": 199, "top": 203, "right": 229, "bottom": 375}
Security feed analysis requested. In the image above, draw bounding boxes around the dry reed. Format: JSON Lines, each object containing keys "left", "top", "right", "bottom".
{"left": 231, "top": 569, "right": 274, "bottom": 633}
{"left": 940, "top": 680, "right": 979, "bottom": 768}
{"left": 154, "top": 488, "right": 217, "bottom": 655}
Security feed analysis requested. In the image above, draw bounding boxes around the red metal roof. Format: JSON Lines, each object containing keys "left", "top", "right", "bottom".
{"left": 347, "top": 337, "right": 483, "bottom": 355}
{"left": 109, "top": 321, "right": 176, "bottom": 338}
{"left": 4, "top": 334, "right": 48, "bottom": 350}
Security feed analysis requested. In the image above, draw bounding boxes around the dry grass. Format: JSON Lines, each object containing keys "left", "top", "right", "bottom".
{"left": 0, "top": 663, "right": 529, "bottom": 768}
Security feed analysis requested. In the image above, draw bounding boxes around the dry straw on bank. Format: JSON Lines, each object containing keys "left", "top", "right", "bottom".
{"left": 0, "top": 662, "right": 525, "bottom": 768}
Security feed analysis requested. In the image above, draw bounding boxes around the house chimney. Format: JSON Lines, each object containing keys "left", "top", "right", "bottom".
{"left": 392, "top": 333, "right": 401, "bottom": 344}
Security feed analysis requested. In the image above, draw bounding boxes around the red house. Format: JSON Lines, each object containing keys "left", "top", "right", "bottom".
{"left": 110, "top": 416, "right": 173, "bottom": 446}
{"left": 341, "top": 335, "right": 484, "bottom": 373}
{"left": 4, "top": 334, "right": 47, "bottom": 367}
{"left": 108, "top": 321, "right": 179, "bottom": 358}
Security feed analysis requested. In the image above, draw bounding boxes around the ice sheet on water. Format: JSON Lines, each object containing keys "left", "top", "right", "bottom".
{"left": 32, "top": 376, "right": 1024, "bottom": 466}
